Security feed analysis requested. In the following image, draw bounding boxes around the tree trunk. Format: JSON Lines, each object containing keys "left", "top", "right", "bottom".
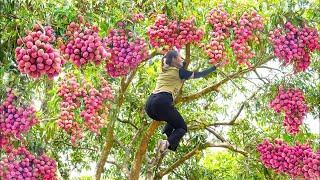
{"left": 129, "top": 121, "right": 161, "bottom": 180}
{"left": 95, "top": 119, "right": 115, "bottom": 180}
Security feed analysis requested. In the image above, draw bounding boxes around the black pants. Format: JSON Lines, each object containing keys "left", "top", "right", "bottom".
{"left": 145, "top": 92, "right": 187, "bottom": 151}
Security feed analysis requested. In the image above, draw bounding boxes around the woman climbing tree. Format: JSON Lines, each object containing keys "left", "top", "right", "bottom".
{"left": 144, "top": 50, "right": 222, "bottom": 154}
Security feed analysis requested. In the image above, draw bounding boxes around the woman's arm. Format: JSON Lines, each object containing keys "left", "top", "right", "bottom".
{"left": 179, "top": 66, "right": 217, "bottom": 80}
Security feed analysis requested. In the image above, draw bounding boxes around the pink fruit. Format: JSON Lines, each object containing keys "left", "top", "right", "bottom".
{"left": 60, "top": 21, "right": 107, "bottom": 67}
{"left": 257, "top": 139, "right": 320, "bottom": 179}
{"left": 269, "top": 23, "right": 319, "bottom": 72}
{"left": 270, "top": 88, "right": 308, "bottom": 135}
{"left": 15, "top": 24, "right": 63, "bottom": 79}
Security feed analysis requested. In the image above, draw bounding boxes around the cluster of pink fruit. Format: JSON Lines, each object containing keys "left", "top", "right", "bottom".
{"left": 80, "top": 78, "right": 113, "bottom": 133}
{"left": 257, "top": 139, "right": 320, "bottom": 179}
{"left": 57, "top": 74, "right": 84, "bottom": 145}
{"left": 60, "top": 16, "right": 110, "bottom": 67}
{"left": 104, "top": 28, "right": 148, "bottom": 77}
{"left": 147, "top": 14, "right": 204, "bottom": 50}
{"left": 269, "top": 88, "right": 308, "bottom": 135}
{"left": 269, "top": 22, "right": 320, "bottom": 72}
{"left": 0, "top": 91, "right": 56, "bottom": 179}
{"left": 231, "top": 11, "right": 263, "bottom": 67}
{"left": 58, "top": 74, "right": 113, "bottom": 145}
{"left": 204, "top": 9, "right": 263, "bottom": 67}
{"left": 205, "top": 7, "right": 236, "bottom": 65}
{"left": 15, "top": 23, "right": 64, "bottom": 79}
{"left": 0, "top": 90, "right": 38, "bottom": 146}
{"left": 0, "top": 146, "right": 57, "bottom": 180}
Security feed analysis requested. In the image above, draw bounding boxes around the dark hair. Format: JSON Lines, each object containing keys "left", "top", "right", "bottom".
{"left": 163, "top": 50, "right": 179, "bottom": 65}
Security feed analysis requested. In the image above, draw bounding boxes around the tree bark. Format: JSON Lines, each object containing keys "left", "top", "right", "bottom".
{"left": 156, "top": 144, "right": 205, "bottom": 179}
{"left": 129, "top": 121, "right": 162, "bottom": 180}
{"left": 95, "top": 119, "right": 115, "bottom": 180}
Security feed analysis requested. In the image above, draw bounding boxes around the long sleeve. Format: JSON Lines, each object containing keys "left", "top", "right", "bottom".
{"left": 179, "top": 66, "right": 217, "bottom": 80}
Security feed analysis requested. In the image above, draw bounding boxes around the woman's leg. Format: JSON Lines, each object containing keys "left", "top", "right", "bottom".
{"left": 162, "top": 123, "right": 174, "bottom": 138}
{"left": 151, "top": 92, "right": 187, "bottom": 151}
{"left": 156, "top": 105, "right": 187, "bottom": 151}
{"left": 164, "top": 108, "right": 187, "bottom": 151}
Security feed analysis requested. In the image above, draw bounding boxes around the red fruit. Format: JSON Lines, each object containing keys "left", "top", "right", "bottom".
{"left": 270, "top": 88, "right": 308, "bottom": 135}
{"left": 37, "top": 49, "right": 44, "bottom": 56}
{"left": 42, "top": 53, "right": 49, "bottom": 60}
{"left": 15, "top": 24, "right": 63, "bottom": 78}
{"left": 17, "top": 38, "right": 23, "bottom": 45}
{"left": 44, "top": 59, "right": 52, "bottom": 65}
{"left": 26, "top": 41, "right": 33, "bottom": 48}
{"left": 257, "top": 139, "right": 320, "bottom": 179}
{"left": 23, "top": 55, "right": 30, "bottom": 61}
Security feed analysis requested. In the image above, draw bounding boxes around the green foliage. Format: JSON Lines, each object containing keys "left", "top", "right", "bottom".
{"left": 0, "top": 0, "right": 319, "bottom": 179}
{"left": 203, "top": 151, "right": 246, "bottom": 179}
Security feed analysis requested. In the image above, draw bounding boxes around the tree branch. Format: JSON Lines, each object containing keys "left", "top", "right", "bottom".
{"left": 114, "top": 137, "right": 130, "bottom": 155}
{"left": 176, "top": 55, "right": 274, "bottom": 104}
{"left": 176, "top": 69, "right": 244, "bottom": 103}
{"left": 184, "top": 43, "right": 191, "bottom": 67}
{"left": 227, "top": 103, "right": 245, "bottom": 125}
{"left": 253, "top": 70, "right": 268, "bottom": 84}
{"left": 153, "top": 125, "right": 226, "bottom": 175}
{"left": 257, "top": 65, "right": 283, "bottom": 73}
{"left": 156, "top": 144, "right": 205, "bottom": 179}
{"left": 156, "top": 142, "right": 247, "bottom": 178}
{"left": 95, "top": 119, "right": 116, "bottom": 180}
{"left": 217, "top": 69, "right": 244, "bottom": 93}
{"left": 106, "top": 160, "right": 121, "bottom": 169}
{"left": 117, "top": 117, "right": 138, "bottom": 130}
{"left": 243, "top": 77, "right": 260, "bottom": 87}
{"left": 118, "top": 72, "right": 136, "bottom": 107}
{"left": 188, "top": 103, "right": 244, "bottom": 129}
{"left": 175, "top": 43, "right": 191, "bottom": 101}
{"left": 205, "top": 127, "right": 227, "bottom": 142}
{"left": 206, "top": 142, "right": 247, "bottom": 156}
{"left": 96, "top": 75, "right": 130, "bottom": 180}
{"left": 209, "top": 86, "right": 262, "bottom": 127}
{"left": 129, "top": 126, "right": 144, "bottom": 148}
{"left": 122, "top": 126, "right": 147, "bottom": 179}
{"left": 106, "top": 160, "right": 130, "bottom": 178}
{"left": 211, "top": 121, "right": 239, "bottom": 126}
